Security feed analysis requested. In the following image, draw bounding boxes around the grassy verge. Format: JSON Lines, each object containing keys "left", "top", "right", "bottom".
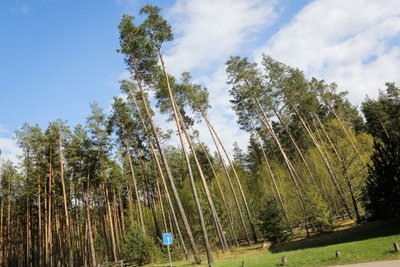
{"left": 148, "top": 218, "right": 400, "bottom": 267}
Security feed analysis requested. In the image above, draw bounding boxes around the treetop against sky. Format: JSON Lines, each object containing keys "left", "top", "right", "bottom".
{"left": 1, "top": 0, "right": 400, "bottom": 163}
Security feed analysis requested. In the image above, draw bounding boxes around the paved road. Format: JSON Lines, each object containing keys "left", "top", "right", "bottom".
{"left": 330, "top": 259, "right": 400, "bottom": 266}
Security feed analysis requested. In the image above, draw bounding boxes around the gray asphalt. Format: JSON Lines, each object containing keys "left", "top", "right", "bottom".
{"left": 330, "top": 259, "right": 400, "bottom": 267}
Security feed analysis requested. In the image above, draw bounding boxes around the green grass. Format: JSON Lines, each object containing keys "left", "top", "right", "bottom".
{"left": 148, "top": 218, "right": 400, "bottom": 267}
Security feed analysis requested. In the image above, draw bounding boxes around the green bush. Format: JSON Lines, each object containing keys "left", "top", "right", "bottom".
{"left": 257, "top": 199, "right": 292, "bottom": 243}
{"left": 364, "top": 136, "right": 400, "bottom": 219}
{"left": 121, "top": 222, "right": 160, "bottom": 265}
{"left": 308, "top": 191, "right": 333, "bottom": 233}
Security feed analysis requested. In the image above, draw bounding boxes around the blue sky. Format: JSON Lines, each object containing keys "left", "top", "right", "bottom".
{"left": 1, "top": 0, "right": 400, "bottom": 163}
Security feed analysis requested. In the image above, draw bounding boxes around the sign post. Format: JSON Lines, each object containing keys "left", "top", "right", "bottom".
{"left": 162, "top": 233, "right": 173, "bottom": 267}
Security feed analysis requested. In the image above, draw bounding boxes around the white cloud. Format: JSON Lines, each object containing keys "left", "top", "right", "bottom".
{"left": 165, "top": 0, "right": 277, "bottom": 74}
{"left": 0, "top": 127, "right": 21, "bottom": 164}
{"left": 157, "top": 0, "right": 277, "bottom": 155}
{"left": 256, "top": 0, "right": 400, "bottom": 103}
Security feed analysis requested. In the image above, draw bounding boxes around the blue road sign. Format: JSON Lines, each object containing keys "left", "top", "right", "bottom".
{"left": 162, "top": 233, "right": 173, "bottom": 245}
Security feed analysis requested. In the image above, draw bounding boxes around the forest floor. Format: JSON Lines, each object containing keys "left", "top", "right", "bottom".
{"left": 147, "top": 218, "right": 400, "bottom": 267}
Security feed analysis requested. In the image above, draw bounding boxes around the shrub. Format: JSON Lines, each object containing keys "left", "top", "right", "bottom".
{"left": 257, "top": 199, "right": 292, "bottom": 243}
{"left": 308, "top": 191, "right": 333, "bottom": 233}
{"left": 121, "top": 222, "right": 160, "bottom": 265}
{"left": 364, "top": 136, "right": 400, "bottom": 219}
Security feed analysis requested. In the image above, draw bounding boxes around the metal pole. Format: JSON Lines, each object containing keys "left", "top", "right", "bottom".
{"left": 167, "top": 244, "right": 172, "bottom": 267}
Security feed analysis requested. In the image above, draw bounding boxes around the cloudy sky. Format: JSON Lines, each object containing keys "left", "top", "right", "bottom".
{"left": 1, "top": 0, "right": 400, "bottom": 163}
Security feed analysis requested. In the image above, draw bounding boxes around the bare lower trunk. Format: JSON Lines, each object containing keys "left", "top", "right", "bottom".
{"left": 176, "top": 108, "right": 228, "bottom": 252}
{"left": 59, "top": 131, "right": 73, "bottom": 267}
{"left": 291, "top": 105, "right": 353, "bottom": 219}
{"left": 195, "top": 138, "right": 239, "bottom": 247}
{"left": 272, "top": 108, "right": 324, "bottom": 198}
{"left": 249, "top": 117, "right": 289, "bottom": 224}
{"left": 313, "top": 113, "right": 361, "bottom": 222}
{"left": 37, "top": 173, "right": 42, "bottom": 267}
{"left": 105, "top": 186, "right": 117, "bottom": 261}
{"left": 125, "top": 143, "right": 145, "bottom": 232}
{"left": 202, "top": 111, "right": 251, "bottom": 245}
{"left": 127, "top": 85, "right": 189, "bottom": 259}
{"left": 85, "top": 186, "right": 96, "bottom": 267}
{"left": 128, "top": 65, "right": 200, "bottom": 262}
{"left": 254, "top": 99, "right": 309, "bottom": 236}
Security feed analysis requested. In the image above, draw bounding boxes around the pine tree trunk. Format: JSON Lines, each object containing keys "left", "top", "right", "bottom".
{"left": 126, "top": 181, "right": 135, "bottom": 224}
{"left": 86, "top": 189, "right": 97, "bottom": 267}
{"left": 254, "top": 99, "right": 310, "bottom": 236}
{"left": 272, "top": 108, "right": 324, "bottom": 198}
{"left": 196, "top": 138, "right": 239, "bottom": 247}
{"left": 26, "top": 197, "right": 30, "bottom": 267}
{"left": 323, "top": 98, "right": 366, "bottom": 165}
{"left": 7, "top": 175, "right": 12, "bottom": 265}
{"left": 313, "top": 113, "right": 361, "bottom": 222}
{"left": 155, "top": 179, "right": 168, "bottom": 233}
{"left": 59, "top": 131, "right": 73, "bottom": 267}
{"left": 105, "top": 186, "right": 117, "bottom": 261}
{"left": 176, "top": 108, "right": 228, "bottom": 252}
{"left": 290, "top": 105, "right": 353, "bottom": 219}
{"left": 126, "top": 145, "right": 146, "bottom": 234}
{"left": 0, "top": 196, "right": 3, "bottom": 265}
{"left": 203, "top": 111, "right": 258, "bottom": 243}
{"left": 112, "top": 188, "right": 121, "bottom": 254}
{"left": 47, "top": 154, "right": 53, "bottom": 267}
{"left": 117, "top": 189, "right": 126, "bottom": 238}
{"left": 129, "top": 60, "right": 200, "bottom": 263}
{"left": 157, "top": 50, "right": 216, "bottom": 263}
{"left": 249, "top": 118, "right": 290, "bottom": 224}
{"left": 37, "top": 173, "right": 42, "bottom": 267}
{"left": 202, "top": 111, "right": 251, "bottom": 245}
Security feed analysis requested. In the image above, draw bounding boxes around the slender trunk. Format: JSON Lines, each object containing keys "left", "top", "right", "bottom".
{"left": 249, "top": 117, "right": 289, "bottom": 224}
{"left": 254, "top": 99, "right": 310, "bottom": 236}
{"left": 118, "top": 189, "right": 126, "bottom": 238}
{"left": 126, "top": 149, "right": 145, "bottom": 232}
{"left": 176, "top": 108, "right": 228, "bottom": 252}
{"left": 202, "top": 111, "right": 257, "bottom": 243}
{"left": 47, "top": 153, "right": 53, "bottom": 267}
{"left": 167, "top": 102, "right": 213, "bottom": 265}
{"left": 313, "top": 113, "right": 361, "bottom": 222}
{"left": 37, "top": 173, "right": 42, "bottom": 267}
{"left": 157, "top": 50, "right": 215, "bottom": 261}
{"left": 323, "top": 98, "right": 366, "bottom": 166}
{"left": 125, "top": 180, "right": 135, "bottom": 224}
{"left": 155, "top": 179, "right": 168, "bottom": 233}
{"left": 112, "top": 188, "right": 121, "bottom": 254}
{"left": 128, "top": 62, "right": 199, "bottom": 262}
{"left": 105, "top": 185, "right": 117, "bottom": 261}
{"left": 145, "top": 173, "right": 162, "bottom": 239}
{"left": 26, "top": 198, "right": 30, "bottom": 267}
{"left": 127, "top": 85, "right": 189, "bottom": 258}
{"left": 0, "top": 196, "right": 3, "bottom": 265}
{"left": 7, "top": 175, "right": 12, "bottom": 265}
{"left": 59, "top": 130, "right": 73, "bottom": 267}
{"left": 120, "top": 120, "right": 146, "bottom": 232}
{"left": 85, "top": 184, "right": 96, "bottom": 267}
{"left": 202, "top": 111, "right": 251, "bottom": 245}
{"left": 195, "top": 137, "right": 239, "bottom": 247}
{"left": 272, "top": 107, "right": 323, "bottom": 198}
{"left": 291, "top": 105, "right": 353, "bottom": 218}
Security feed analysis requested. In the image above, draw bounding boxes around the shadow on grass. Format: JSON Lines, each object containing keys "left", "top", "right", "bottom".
{"left": 270, "top": 218, "right": 400, "bottom": 253}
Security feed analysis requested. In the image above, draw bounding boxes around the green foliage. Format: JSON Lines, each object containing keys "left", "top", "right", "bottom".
{"left": 362, "top": 83, "right": 400, "bottom": 140}
{"left": 364, "top": 135, "right": 400, "bottom": 219}
{"left": 257, "top": 199, "right": 292, "bottom": 243}
{"left": 121, "top": 222, "right": 160, "bottom": 265}
{"left": 307, "top": 192, "right": 333, "bottom": 233}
